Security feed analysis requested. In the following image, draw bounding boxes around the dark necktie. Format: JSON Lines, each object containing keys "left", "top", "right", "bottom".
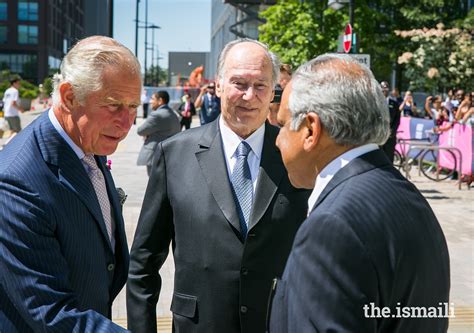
{"left": 230, "top": 141, "right": 253, "bottom": 239}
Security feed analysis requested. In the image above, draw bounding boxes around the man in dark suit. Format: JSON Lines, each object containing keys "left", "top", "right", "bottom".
{"left": 0, "top": 36, "right": 142, "bottom": 332}
{"left": 127, "top": 39, "right": 310, "bottom": 333}
{"left": 270, "top": 54, "right": 450, "bottom": 332}
{"left": 381, "top": 81, "right": 401, "bottom": 162}
{"left": 137, "top": 90, "right": 181, "bottom": 176}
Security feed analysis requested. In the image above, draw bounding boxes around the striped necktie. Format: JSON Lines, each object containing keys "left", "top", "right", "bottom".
{"left": 230, "top": 141, "right": 253, "bottom": 239}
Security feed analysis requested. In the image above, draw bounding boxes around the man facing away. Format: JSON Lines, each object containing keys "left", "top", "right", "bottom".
{"left": 0, "top": 36, "right": 142, "bottom": 332}
{"left": 269, "top": 54, "right": 450, "bottom": 332}
{"left": 136, "top": 90, "right": 181, "bottom": 176}
{"left": 127, "top": 38, "right": 310, "bottom": 333}
{"left": 380, "top": 81, "right": 401, "bottom": 163}
{"left": 2, "top": 78, "right": 24, "bottom": 138}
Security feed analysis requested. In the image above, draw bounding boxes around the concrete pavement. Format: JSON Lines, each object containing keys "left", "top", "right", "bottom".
{"left": 1, "top": 110, "right": 473, "bottom": 332}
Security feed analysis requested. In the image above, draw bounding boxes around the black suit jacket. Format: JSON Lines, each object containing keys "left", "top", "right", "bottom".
{"left": 0, "top": 112, "right": 129, "bottom": 332}
{"left": 127, "top": 120, "right": 310, "bottom": 333}
{"left": 269, "top": 149, "right": 450, "bottom": 333}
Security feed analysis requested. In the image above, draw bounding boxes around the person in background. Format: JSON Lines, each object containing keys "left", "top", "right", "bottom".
{"left": 381, "top": 81, "right": 401, "bottom": 162}
{"left": 2, "top": 78, "right": 24, "bottom": 138}
{"left": 0, "top": 35, "right": 141, "bottom": 332}
{"left": 141, "top": 89, "right": 150, "bottom": 119}
{"left": 195, "top": 81, "right": 221, "bottom": 124}
{"left": 399, "top": 90, "right": 417, "bottom": 117}
{"left": 127, "top": 38, "right": 310, "bottom": 333}
{"left": 136, "top": 90, "right": 181, "bottom": 176}
{"left": 267, "top": 84, "right": 283, "bottom": 127}
{"left": 178, "top": 92, "right": 196, "bottom": 130}
{"left": 269, "top": 53, "right": 450, "bottom": 333}
{"left": 279, "top": 64, "right": 292, "bottom": 90}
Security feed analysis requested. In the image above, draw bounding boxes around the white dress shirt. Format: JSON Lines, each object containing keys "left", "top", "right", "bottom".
{"left": 219, "top": 117, "right": 265, "bottom": 193}
{"left": 307, "top": 143, "right": 379, "bottom": 214}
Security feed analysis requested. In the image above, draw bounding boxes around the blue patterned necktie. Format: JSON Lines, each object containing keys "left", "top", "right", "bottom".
{"left": 230, "top": 141, "right": 253, "bottom": 239}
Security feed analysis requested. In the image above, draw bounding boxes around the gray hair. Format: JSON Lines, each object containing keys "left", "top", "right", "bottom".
{"left": 216, "top": 38, "right": 280, "bottom": 87}
{"left": 289, "top": 53, "right": 390, "bottom": 146}
{"left": 52, "top": 36, "right": 142, "bottom": 107}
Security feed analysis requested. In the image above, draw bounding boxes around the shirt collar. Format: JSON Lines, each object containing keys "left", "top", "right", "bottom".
{"left": 219, "top": 116, "right": 265, "bottom": 160}
{"left": 48, "top": 108, "right": 85, "bottom": 160}
{"left": 307, "top": 143, "right": 379, "bottom": 214}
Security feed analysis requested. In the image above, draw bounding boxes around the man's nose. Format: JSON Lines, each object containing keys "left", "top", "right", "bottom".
{"left": 242, "top": 86, "right": 256, "bottom": 100}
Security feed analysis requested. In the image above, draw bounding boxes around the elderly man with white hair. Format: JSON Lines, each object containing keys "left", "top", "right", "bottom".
{"left": 0, "top": 36, "right": 141, "bottom": 332}
{"left": 269, "top": 54, "right": 450, "bottom": 333}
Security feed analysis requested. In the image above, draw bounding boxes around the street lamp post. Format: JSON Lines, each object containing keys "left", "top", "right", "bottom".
{"left": 144, "top": 0, "right": 149, "bottom": 85}
{"left": 147, "top": 24, "right": 161, "bottom": 86}
{"left": 134, "top": 0, "right": 140, "bottom": 56}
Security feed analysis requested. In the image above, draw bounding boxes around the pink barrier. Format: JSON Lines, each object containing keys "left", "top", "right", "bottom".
{"left": 439, "top": 124, "right": 473, "bottom": 175}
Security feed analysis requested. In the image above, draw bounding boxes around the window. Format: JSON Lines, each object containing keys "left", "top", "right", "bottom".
{"left": 0, "top": 26, "right": 6, "bottom": 43}
{"left": 18, "top": 25, "right": 38, "bottom": 44}
{"left": 0, "top": 1, "right": 7, "bottom": 21}
{"left": 18, "top": 1, "right": 38, "bottom": 21}
{"left": 0, "top": 53, "right": 38, "bottom": 81}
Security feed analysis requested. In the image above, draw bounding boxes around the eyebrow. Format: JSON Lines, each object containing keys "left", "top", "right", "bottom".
{"left": 104, "top": 96, "right": 140, "bottom": 105}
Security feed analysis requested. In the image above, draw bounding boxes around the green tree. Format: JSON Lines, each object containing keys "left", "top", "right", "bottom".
{"left": 258, "top": 0, "right": 470, "bottom": 88}
{"left": 145, "top": 65, "right": 168, "bottom": 86}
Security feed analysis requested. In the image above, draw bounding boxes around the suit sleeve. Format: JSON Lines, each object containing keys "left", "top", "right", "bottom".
{"left": 137, "top": 112, "right": 168, "bottom": 137}
{"left": 279, "top": 212, "right": 379, "bottom": 333}
{"left": 0, "top": 174, "right": 128, "bottom": 332}
{"left": 127, "top": 143, "right": 174, "bottom": 333}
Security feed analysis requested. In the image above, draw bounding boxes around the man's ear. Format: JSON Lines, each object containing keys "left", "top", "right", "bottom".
{"left": 59, "top": 82, "right": 76, "bottom": 111}
{"left": 215, "top": 80, "right": 222, "bottom": 98}
{"left": 303, "top": 112, "right": 322, "bottom": 151}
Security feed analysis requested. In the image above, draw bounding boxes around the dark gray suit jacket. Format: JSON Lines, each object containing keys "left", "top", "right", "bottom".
{"left": 0, "top": 112, "right": 129, "bottom": 332}
{"left": 136, "top": 104, "right": 181, "bottom": 166}
{"left": 269, "top": 149, "right": 450, "bottom": 333}
{"left": 127, "top": 120, "right": 310, "bottom": 333}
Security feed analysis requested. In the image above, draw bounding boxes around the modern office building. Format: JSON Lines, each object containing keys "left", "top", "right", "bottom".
{"left": 0, "top": 0, "right": 113, "bottom": 84}
{"left": 208, "top": 0, "right": 275, "bottom": 79}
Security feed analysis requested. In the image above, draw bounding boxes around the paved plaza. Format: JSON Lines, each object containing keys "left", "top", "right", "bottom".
{"left": 1, "top": 110, "right": 473, "bottom": 332}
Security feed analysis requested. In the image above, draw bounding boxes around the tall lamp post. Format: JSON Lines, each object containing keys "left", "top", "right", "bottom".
{"left": 134, "top": 0, "right": 140, "bottom": 56}
{"left": 147, "top": 24, "right": 161, "bottom": 86}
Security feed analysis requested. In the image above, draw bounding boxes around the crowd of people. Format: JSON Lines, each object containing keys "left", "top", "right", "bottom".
{"left": 0, "top": 35, "right": 456, "bottom": 333}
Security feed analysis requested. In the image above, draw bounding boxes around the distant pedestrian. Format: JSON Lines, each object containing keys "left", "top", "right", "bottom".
{"left": 195, "top": 81, "right": 221, "bottom": 124}
{"left": 178, "top": 92, "right": 196, "bottom": 130}
{"left": 141, "top": 89, "right": 150, "bottom": 119}
{"left": 381, "top": 81, "right": 401, "bottom": 162}
{"left": 136, "top": 91, "right": 181, "bottom": 176}
{"left": 2, "top": 78, "right": 24, "bottom": 136}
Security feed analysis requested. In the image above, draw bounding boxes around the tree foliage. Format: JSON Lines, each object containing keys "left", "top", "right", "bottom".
{"left": 258, "top": 0, "right": 471, "bottom": 90}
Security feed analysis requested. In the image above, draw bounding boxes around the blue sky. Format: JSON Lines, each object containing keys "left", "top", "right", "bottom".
{"left": 113, "top": 0, "right": 211, "bottom": 71}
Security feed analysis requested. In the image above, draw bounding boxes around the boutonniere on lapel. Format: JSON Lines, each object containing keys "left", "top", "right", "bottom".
{"left": 106, "top": 160, "right": 112, "bottom": 170}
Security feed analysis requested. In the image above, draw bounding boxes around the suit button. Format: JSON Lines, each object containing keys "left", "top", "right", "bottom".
{"left": 107, "top": 264, "right": 115, "bottom": 271}
{"left": 241, "top": 268, "right": 248, "bottom": 276}
{"left": 240, "top": 306, "right": 248, "bottom": 313}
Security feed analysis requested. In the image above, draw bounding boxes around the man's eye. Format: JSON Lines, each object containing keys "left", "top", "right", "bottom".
{"left": 108, "top": 104, "right": 121, "bottom": 111}
{"left": 255, "top": 84, "right": 267, "bottom": 90}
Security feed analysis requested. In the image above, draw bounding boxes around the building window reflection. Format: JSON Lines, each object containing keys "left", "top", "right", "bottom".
{"left": 0, "top": 26, "right": 6, "bottom": 44}
{"left": 18, "top": 0, "right": 38, "bottom": 21}
{"left": 0, "top": 1, "right": 7, "bottom": 21}
{"left": 18, "top": 25, "right": 38, "bottom": 44}
{"left": 0, "top": 53, "right": 38, "bottom": 80}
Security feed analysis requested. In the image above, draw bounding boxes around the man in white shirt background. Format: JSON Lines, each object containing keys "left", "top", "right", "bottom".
{"left": 2, "top": 78, "right": 24, "bottom": 137}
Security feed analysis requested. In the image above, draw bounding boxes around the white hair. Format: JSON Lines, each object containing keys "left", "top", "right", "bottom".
{"left": 52, "top": 36, "right": 142, "bottom": 107}
{"left": 216, "top": 38, "right": 280, "bottom": 87}
{"left": 289, "top": 53, "right": 390, "bottom": 146}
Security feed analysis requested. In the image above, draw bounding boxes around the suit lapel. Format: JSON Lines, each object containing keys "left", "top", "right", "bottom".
{"left": 36, "top": 113, "right": 113, "bottom": 251}
{"left": 195, "top": 120, "right": 241, "bottom": 234}
{"left": 248, "top": 123, "right": 284, "bottom": 230}
{"left": 311, "top": 149, "right": 391, "bottom": 213}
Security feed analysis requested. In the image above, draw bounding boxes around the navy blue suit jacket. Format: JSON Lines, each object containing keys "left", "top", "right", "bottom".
{"left": 0, "top": 112, "right": 129, "bottom": 332}
{"left": 269, "top": 149, "right": 450, "bottom": 333}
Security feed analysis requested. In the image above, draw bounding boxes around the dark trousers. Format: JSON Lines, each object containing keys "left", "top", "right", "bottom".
{"left": 180, "top": 117, "right": 192, "bottom": 130}
{"left": 143, "top": 103, "right": 149, "bottom": 119}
